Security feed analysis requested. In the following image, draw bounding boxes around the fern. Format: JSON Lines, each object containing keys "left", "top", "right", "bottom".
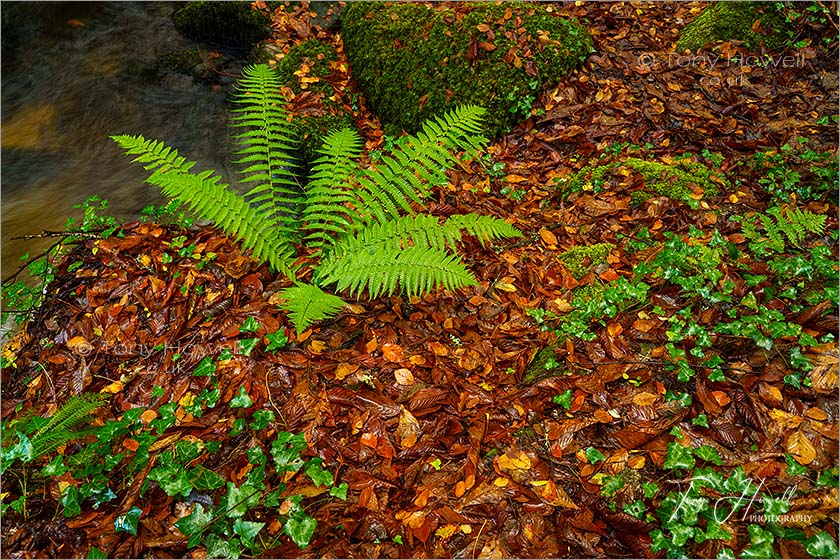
{"left": 231, "top": 64, "right": 301, "bottom": 235}
{"left": 765, "top": 205, "right": 826, "bottom": 247}
{"left": 279, "top": 284, "right": 347, "bottom": 335}
{"left": 111, "top": 134, "right": 296, "bottom": 277}
{"left": 1, "top": 393, "right": 108, "bottom": 473}
{"left": 114, "top": 64, "right": 522, "bottom": 335}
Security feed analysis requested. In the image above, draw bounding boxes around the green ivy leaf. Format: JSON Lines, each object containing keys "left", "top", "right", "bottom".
{"left": 190, "top": 466, "right": 226, "bottom": 491}
{"left": 174, "top": 503, "right": 213, "bottom": 546}
{"left": 250, "top": 409, "right": 275, "bottom": 430}
{"left": 193, "top": 356, "right": 216, "bottom": 377}
{"left": 585, "top": 447, "right": 606, "bottom": 464}
{"left": 601, "top": 474, "right": 624, "bottom": 497}
{"left": 205, "top": 533, "right": 242, "bottom": 560}
{"left": 284, "top": 509, "right": 317, "bottom": 549}
{"left": 61, "top": 485, "right": 82, "bottom": 517}
{"left": 265, "top": 330, "right": 288, "bottom": 353}
{"left": 741, "top": 524, "right": 777, "bottom": 558}
{"left": 86, "top": 546, "right": 108, "bottom": 559}
{"left": 148, "top": 465, "right": 193, "bottom": 497}
{"left": 693, "top": 445, "right": 723, "bottom": 465}
{"left": 238, "top": 337, "right": 260, "bottom": 357}
{"left": 805, "top": 531, "right": 839, "bottom": 559}
{"left": 240, "top": 316, "right": 260, "bottom": 333}
{"left": 816, "top": 467, "right": 838, "bottom": 487}
{"left": 705, "top": 519, "right": 732, "bottom": 540}
{"left": 219, "top": 348, "right": 234, "bottom": 361}
{"left": 114, "top": 506, "right": 143, "bottom": 535}
{"left": 230, "top": 387, "right": 253, "bottom": 408}
{"left": 552, "top": 389, "right": 573, "bottom": 409}
{"left": 330, "top": 482, "right": 349, "bottom": 500}
{"left": 271, "top": 432, "right": 307, "bottom": 474}
{"left": 231, "top": 417, "right": 246, "bottom": 436}
{"left": 233, "top": 518, "right": 265, "bottom": 541}
{"left": 691, "top": 414, "right": 709, "bottom": 427}
{"left": 664, "top": 442, "right": 695, "bottom": 471}
{"left": 42, "top": 455, "right": 68, "bottom": 477}
{"left": 225, "top": 483, "right": 261, "bottom": 518}
{"left": 643, "top": 482, "right": 659, "bottom": 499}
{"left": 623, "top": 500, "right": 645, "bottom": 519}
{"left": 305, "top": 458, "right": 334, "bottom": 487}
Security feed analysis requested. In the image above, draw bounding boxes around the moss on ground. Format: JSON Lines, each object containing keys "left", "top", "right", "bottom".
{"left": 558, "top": 243, "right": 615, "bottom": 280}
{"left": 562, "top": 157, "right": 724, "bottom": 206}
{"left": 676, "top": 2, "right": 787, "bottom": 52}
{"left": 341, "top": 2, "right": 594, "bottom": 137}
{"left": 157, "top": 49, "right": 215, "bottom": 81}
{"left": 173, "top": 2, "right": 271, "bottom": 49}
{"left": 273, "top": 39, "right": 358, "bottom": 165}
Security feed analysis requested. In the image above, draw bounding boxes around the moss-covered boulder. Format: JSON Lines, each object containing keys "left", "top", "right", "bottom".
{"left": 173, "top": 2, "right": 271, "bottom": 49}
{"left": 157, "top": 49, "right": 216, "bottom": 81}
{"left": 274, "top": 39, "right": 357, "bottom": 165}
{"left": 562, "top": 157, "right": 725, "bottom": 207}
{"left": 676, "top": 2, "right": 787, "bottom": 52}
{"left": 341, "top": 2, "right": 594, "bottom": 137}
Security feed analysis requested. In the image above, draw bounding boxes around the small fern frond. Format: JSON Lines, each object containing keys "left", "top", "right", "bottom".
{"left": 444, "top": 213, "right": 523, "bottom": 247}
{"left": 302, "top": 128, "right": 364, "bottom": 251}
{"left": 231, "top": 64, "right": 301, "bottom": 233}
{"left": 766, "top": 206, "right": 827, "bottom": 247}
{"left": 317, "top": 245, "right": 477, "bottom": 299}
{"left": 30, "top": 393, "right": 109, "bottom": 458}
{"left": 351, "top": 105, "right": 489, "bottom": 225}
{"left": 111, "top": 134, "right": 296, "bottom": 277}
{"left": 279, "top": 283, "right": 346, "bottom": 335}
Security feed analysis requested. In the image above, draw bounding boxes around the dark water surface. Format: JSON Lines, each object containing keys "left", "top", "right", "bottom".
{"left": 2, "top": 1, "right": 238, "bottom": 280}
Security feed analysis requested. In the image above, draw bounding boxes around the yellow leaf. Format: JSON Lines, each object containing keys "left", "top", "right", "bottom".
{"left": 394, "top": 368, "right": 415, "bottom": 385}
{"left": 495, "top": 282, "right": 517, "bottom": 292}
{"left": 178, "top": 392, "right": 196, "bottom": 407}
{"left": 435, "top": 524, "right": 458, "bottom": 540}
{"left": 786, "top": 429, "right": 816, "bottom": 465}
{"left": 309, "top": 340, "right": 327, "bottom": 354}
{"left": 100, "top": 381, "right": 124, "bottom": 394}
{"left": 632, "top": 392, "right": 659, "bottom": 406}
{"left": 335, "top": 362, "right": 359, "bottom": 381}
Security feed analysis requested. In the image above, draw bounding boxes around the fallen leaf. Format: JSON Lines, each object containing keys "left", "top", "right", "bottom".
{"left": 786, "top": 429, "right": 816, "bottom": 465}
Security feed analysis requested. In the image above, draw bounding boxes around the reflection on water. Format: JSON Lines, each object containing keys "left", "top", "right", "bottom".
{"left": 1, "top": 2, "right": 238, "bottom": 280}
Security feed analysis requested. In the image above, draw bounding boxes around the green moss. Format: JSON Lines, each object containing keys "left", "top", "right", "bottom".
{"left": 676, "top": 2, "right": 787, "bottom": 52}
{"left": 157, "top": 49, "right": 214, "bottom": 81}
{"left": 271, "top": 40, "right": 358, "bottom": 166}
{"left": 275, "top": 39, "right": 338, "bottom": 96}
{"left": 562, "top": 156, "right": 724, "bottom": 206}
{"left": 341, "top": 2, "right": 594, "bottom": 138}
{"left": 172, "top": 2, "right": 271, "bottom": 49}
{"left": 558, "top": 243, "right": 615, "bottom": 280}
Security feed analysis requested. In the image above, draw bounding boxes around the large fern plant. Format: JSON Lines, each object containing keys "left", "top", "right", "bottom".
{"left": 113, "top": 64, "right": 521, "bottom": 334}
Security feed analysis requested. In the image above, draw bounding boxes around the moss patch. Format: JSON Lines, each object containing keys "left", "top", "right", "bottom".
{"left": 558, "top": 243, "right": 615, "bottom": 280}
{"left": 341, "top": 2, "right": 594, "bottom": 137}
{"left": 173, "top": 2, "right": 271, "bottom": 49}
{"left": 676, "top": 2, "right": 787, "bottom": 52}
{"left": 562, "top": 156, "right": 725, "bottom": 207}
{"left": 272, "top": 39, "right": 358, "bottom": 166}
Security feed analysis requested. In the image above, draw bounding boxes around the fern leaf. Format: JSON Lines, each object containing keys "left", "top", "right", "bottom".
{"left": 767, "top": 206, "right": 826, "bottom": 247}
{"left": 279, "top": 283, "right": 346, "bottom": 335}
{"left": 317, "top": 245, "right": 477, "bottom": 299}
{"left": 444, "top": 213, "right": 522, "bottom": 247}
{"left": 302, "top": 128, "right": 364, "bottom": 251}
{"left": 350, "top": 105, "right": 488, "bottom": 225}
{"left": 30, "top": 393, "right": 109, "bottom": 458}
{"left": 111, "top": 134, "right": 296, "bottom": 277}
{"left": 231, "top": 64, "right": 301, "bottom": 234}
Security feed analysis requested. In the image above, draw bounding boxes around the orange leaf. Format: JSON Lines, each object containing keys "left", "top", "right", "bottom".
{"left": 710, "top": 391, "right": 731, "bottom": 407}
{"left": 360, "top": 432, "right": 378, "bottom": 448}
{"left": 335, "top": 362, "right": 360, "bottom": 381}
{"left": 594, "top": 409, "right": 614, "bottom": 423}
{"left": 539, "top": 228, "right": 558, "bottom": 247}
{"left": 397, "top": 407, "right": 422, "bottom": 449}
{"left": 365, "top": 336, "right": 377, "bottom": 354}
{"left": 382, "top": 343, "right": 404, "bottom": 363}
{"left": 123, "top": 438, "right": 140, "bottom": 452}
{"left": 786, "top": 429, "right": 816, "bottom": 465}
{"left": 632, "top": 392, "right": 659, "bottom": 406}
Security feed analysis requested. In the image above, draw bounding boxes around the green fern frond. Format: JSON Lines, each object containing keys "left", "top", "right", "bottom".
{"left": 30, "top": 393, "right": 109, "bottom": 458}
{"left": 302, "top": 128, "right": 364, "bottom": 250}
{"left": 231, "top": 64, "right": 301, "bottom": 234}
{"left": 279, "top": 283, "right": 347, "bottom": 335}
{"left": 351, "top": 105, "right": 488, "bottom": 224}
{"left": 318, "top": 245, "right": 477, "bottom": 299}
{"left": 444, "top": 213, "right": 523, "bottom": 247}
{"left": 111, "top": 134, "right": 296, "bottom": 277}
{"left": 766, "top": 206, "right": 826, "bottom": 247}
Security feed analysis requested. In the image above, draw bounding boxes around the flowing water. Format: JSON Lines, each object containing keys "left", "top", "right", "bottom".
{"left": 1, "top": 1, "right": 241, "bottom": 281}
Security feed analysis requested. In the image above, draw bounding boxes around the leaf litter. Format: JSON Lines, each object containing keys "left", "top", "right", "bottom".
{"left": 1, "top": 1, "right": 838, "bottom": 558}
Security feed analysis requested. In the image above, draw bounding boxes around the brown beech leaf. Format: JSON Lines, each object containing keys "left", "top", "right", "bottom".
{"left": 786, "top": 429, "right": 816, "bottom": 465}
{"left": 396, "top": 406, "right": 422, "bottom": 449}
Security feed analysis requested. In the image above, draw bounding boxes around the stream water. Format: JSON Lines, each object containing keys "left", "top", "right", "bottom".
{"left": 1, "top": 2, "right": 240, "bottom": 281}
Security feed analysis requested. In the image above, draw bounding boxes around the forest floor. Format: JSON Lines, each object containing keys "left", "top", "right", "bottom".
{"left": 1, "top": 2, "right": 838, "bottom": 558}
